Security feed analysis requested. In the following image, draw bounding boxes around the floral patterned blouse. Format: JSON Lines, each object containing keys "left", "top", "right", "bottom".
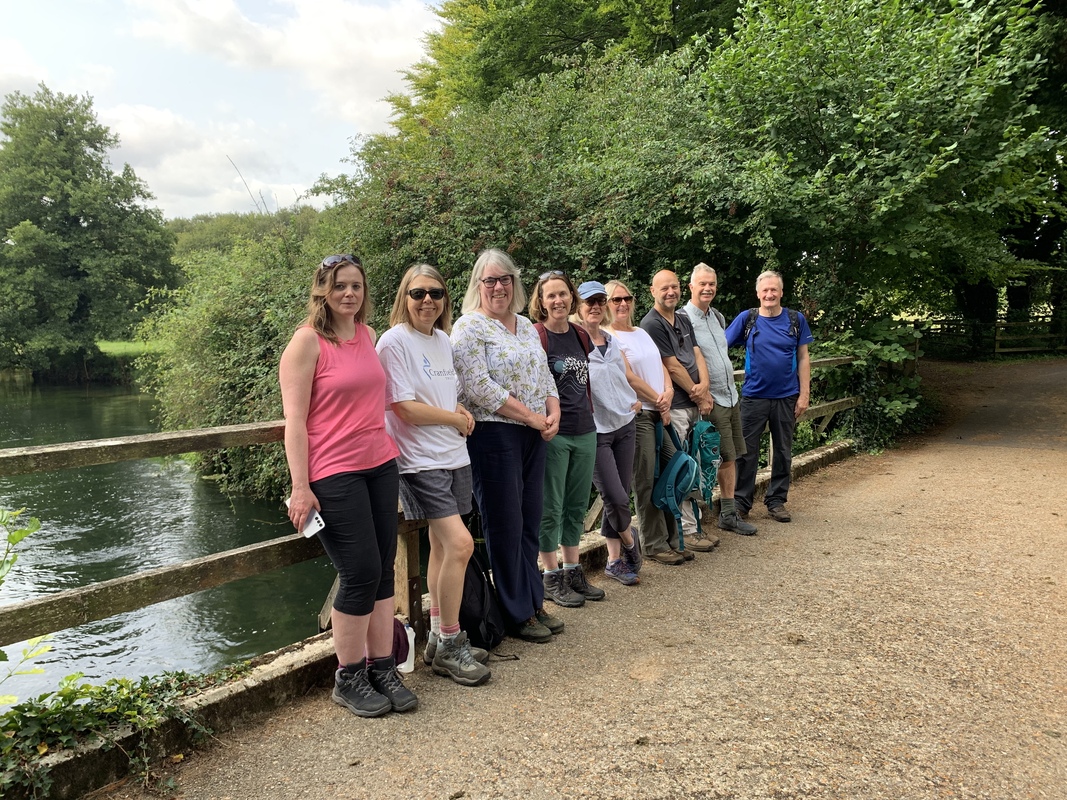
{"left": 451, "top": 311, "right": 558, "bottom": 424}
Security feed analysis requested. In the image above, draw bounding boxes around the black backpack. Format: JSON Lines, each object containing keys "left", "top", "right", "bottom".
{"left": 458, "top": 514, "right": 507, "bottom": 651}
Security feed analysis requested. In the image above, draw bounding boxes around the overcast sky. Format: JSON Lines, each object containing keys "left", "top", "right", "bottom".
{"left": 1, "top": 0, "right": 439, "bottom": 219}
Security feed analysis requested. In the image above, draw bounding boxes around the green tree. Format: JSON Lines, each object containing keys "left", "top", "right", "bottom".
{"left": 0, "top": 84, "right": 175, "bottom": 373}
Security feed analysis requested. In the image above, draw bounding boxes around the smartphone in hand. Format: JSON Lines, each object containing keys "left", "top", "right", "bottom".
{"left": 284, "top": 498, "right": 326, "bottom": 538}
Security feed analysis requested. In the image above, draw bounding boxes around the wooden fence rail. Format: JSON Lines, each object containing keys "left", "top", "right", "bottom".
{"left": 0, "top": 356, "right": 859, "bottom": 652}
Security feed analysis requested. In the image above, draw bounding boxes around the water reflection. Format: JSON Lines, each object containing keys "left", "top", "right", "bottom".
{"left": 0, "top": 384, "right": 334, "bottom": 702}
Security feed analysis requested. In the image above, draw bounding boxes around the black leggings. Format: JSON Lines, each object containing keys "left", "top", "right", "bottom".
{"left": 311, "top": 459, "right": 400, "bottom": 616}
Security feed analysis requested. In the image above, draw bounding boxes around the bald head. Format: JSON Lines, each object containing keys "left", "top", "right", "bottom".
{"left": 650, "top": 270, "right": 681, "bottom": 315}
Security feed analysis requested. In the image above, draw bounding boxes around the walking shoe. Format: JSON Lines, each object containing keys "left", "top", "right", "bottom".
{"left": 543, "top": 569, "right": 585, "bottom": 608}
{"left": 767, "top": 505, "right": 792, "bottom": 523}
{"left": 685, "top": 530, "right": 717, "bottom": 552}
{"left": 565, "top": 564, "right": 606, "bottom": 601}
{"left": 332, "top": 660, "right": 391, "bottom": 718}
{"left": 649, "top": 549, "right": 685, "bottom": 566}
{"left": 424, "top": 631, "right": 490, "bottom": 666}
{"left": 675, "top": 547, "right": 696, "bottom": 561}
{"left": 621, "top": 527, "right": 643, "bottom": 574}
{"left": 605, "top": 558, "right": 639, "bottom": 586}
{"left": 368, "top": 656, "right": 418, "bottom": 712}
{"left": 535, "top": 607, "right": 565, "bottom": 634}
{"left": 432, "top": 632, "right": 491, "bottom": 686}
{"left": 718, "top": 511, "right": 758, "bottom": 535}
{"left": 516, "top": 616, "right": 553, "bottom": 643}
{"left": 738, "top": 508, "right": 750, "bottom": 520}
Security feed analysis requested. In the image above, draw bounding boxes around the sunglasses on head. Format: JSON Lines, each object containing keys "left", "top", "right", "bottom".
{"left": 320, "top": 254, "right": 361, "bottom": 271}
{"left": 610, "top": 295, "right": 634, "bottom": 305}
{"left": 408, "top": 288, "right": 445, "bottom": 301}
{"left": 480, "top": 274, "right": 514, "bottom": 288}
{"left": 538, "top": 270, "right": 565, "bottom": 282}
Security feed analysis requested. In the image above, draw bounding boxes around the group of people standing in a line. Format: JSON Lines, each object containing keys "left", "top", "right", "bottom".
{"left": 279, "top": 248, "right": 813, "bottom": 719}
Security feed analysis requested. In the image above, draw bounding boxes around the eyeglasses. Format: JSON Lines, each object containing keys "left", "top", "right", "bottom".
{"left": 480, "top": 274, "right": 514, "bottom": 288}
{"left": 407, "top": 288, "right": 445, "bottom": 301}
{"left": 538, "top": 270, "right": 565, "bottom": 282}
{"left": 583, "top": 296, "right": 607, "bottom": 306}
{"left": 320, "top": 254, "right": 361, "bottom": 271}
{"left": 610, "top": 295, "right": 634, "bottom": 305}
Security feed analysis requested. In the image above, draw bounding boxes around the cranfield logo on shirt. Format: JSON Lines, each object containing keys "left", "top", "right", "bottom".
{"left": 423, "top": 354, "right": 456, "bottom": 381}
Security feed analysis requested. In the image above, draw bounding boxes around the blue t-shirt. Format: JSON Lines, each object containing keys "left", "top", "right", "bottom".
{"left": 725, "top": 309, "right": 813, "bottom": 399}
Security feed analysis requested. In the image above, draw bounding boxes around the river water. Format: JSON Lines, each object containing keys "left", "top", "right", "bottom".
{"left": 0, "top": 382, "right": 336, "bottom": 703}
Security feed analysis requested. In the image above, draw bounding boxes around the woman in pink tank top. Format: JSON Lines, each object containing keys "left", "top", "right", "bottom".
{"left": 279, "top": 254, "right": 415, "bottom": 719}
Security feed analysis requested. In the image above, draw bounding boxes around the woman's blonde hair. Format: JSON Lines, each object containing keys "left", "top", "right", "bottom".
{"left": 603, "top": 279, "right": 632, "bottom": 326}
{"left": 461, "top": 248, "right": 527, "bottom": 315}
{"left": 303, "top": 255, "right": 371, "bottom": 343}
{"left": 529, "top": 271, "right": 579, "bottom": 323}
{"left": 388, "top": 263, "right": 453, "bottom": 333}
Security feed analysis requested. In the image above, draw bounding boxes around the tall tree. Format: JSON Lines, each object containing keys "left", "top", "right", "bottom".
{"left": 0, "top": 84, "right": 175, "bottom": 372}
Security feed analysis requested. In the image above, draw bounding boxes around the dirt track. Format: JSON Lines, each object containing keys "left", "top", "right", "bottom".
{"left": 97, "top": 358, "right": 1067, "bottom": 800}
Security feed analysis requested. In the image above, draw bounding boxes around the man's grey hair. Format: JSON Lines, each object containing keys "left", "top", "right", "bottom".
{"left": 689, "top": 262, "right": 717, "bottom": 284}
{"left": 755, "top": 270, "right": 785, "bottom": 290}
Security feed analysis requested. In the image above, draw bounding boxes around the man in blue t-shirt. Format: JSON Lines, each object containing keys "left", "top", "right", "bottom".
{"left": 725, "top": 270, "right": 813, "bottom": 522}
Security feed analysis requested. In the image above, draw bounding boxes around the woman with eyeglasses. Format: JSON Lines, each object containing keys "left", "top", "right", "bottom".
{"left": 279, "top": 253, "right": 417, "bottom": 719}
{"left": 450, "top": 249, "right": 565, "bottom": 644}
{"left": 572, "top": 280, "right": 644, "bottom": 586}
{"left": 603, "top": 279, "right": 681, "bottom": 566}
{"left": 529, "top": 270, "right": 605, "bottom": 608}
{"left": 375, "top": 263, "right": 491, "bottom": 687}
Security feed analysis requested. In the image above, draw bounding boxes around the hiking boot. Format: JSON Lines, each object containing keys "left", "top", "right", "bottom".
{"left": 767, "top": 505, "right": 792, "bottom": 523}
{"left": 332, "top": 660, "right": 391, "bottom": 718}
{"left": 649, "top": 549, "right": 685, "bottom": 566}
{"left": 367, "top": 656, "right": 418, "bottom": 712}
{"left": 424, "top": 631, "right": 490, "bottom": 666}
{"left": 718, "top": 512, "right": 758, "bottom": 535}
{"left": 565, "top": 564, "right": 606, "bottom": 601}
{"left": 535, "top": 607, "right": 565, "bottom": 634}
{"left": 686, "top": 530, "right": 717, "bottom": 552}
{"left": 675, "top": 547, "right": 696, "bottom": 561}
{"left": 605, "top": 558, "right": 639, "bottom": 586}
{"left": 432, "top": 632, "right": 491, "bottom": 687}
{"left": 543, "top": 569, "right": 585, "bottom": 608}
{"left": 621, "top": 527, "right": 643, "bottom": 574}
{"left": 516, "top": 616, "right": 553, "bottom": 643}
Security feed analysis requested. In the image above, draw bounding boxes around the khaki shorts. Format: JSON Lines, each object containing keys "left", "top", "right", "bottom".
{"left": 706, "top": 402, "right": 746, "bottom": 462}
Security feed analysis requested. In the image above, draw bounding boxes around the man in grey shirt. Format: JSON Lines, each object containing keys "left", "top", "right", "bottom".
{"left": 680, "top": 263, "right": 758, "bottom": 535}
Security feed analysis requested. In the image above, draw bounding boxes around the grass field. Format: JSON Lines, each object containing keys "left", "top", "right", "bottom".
{"left": 96, "top": 340, "right": 164, "bottom": 357}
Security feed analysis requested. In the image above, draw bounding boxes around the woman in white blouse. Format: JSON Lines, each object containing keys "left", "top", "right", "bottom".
{"left": 450, "top": 249, "right": 564, "bottom": 644}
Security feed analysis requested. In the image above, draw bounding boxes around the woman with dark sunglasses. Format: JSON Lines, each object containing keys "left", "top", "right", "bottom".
{"left": 376, "top": 263, "right": 490, "bottom": 687}
{"left": 451, "top": 249, "right": 564, "bottom": 644}
{"left": 279, "top": 254, "right": 417, "bottom": 718}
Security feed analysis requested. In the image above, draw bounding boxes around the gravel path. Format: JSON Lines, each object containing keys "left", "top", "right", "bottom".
{"left": 96, "top": 358, "right": 1067, "bottom": 800}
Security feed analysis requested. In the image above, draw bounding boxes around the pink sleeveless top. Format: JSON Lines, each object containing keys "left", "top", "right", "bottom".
{"left": 306, "top": 326, "right": 399, "bottom": 482}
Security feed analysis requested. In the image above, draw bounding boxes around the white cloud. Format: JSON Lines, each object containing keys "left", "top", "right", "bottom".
{"left": 0, "top": 38, "right": 48, "bottom": 99}
{"left": 127, "top": 0, "right": 439, "bottom": 132}
{"left": 102, "top": 103, "right": 318, "bottom": 217}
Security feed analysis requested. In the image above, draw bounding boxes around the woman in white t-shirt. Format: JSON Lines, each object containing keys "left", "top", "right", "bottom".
{"left": 603, "top": 279, "right": 682, "bottom": 566}
{"left": 376, "top": 263, "right": 490, "bottom": 687}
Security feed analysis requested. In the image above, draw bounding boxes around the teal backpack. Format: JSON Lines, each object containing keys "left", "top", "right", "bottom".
{"left": 652, "top": 422, "right": 701, "bottom": 550}
{"left": 687, "top": 420, "right": 722, "bottom": 505}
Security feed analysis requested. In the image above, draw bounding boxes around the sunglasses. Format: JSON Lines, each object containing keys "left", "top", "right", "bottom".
{"left": 480, "top": 274, "right": 514, "bottom": 288}
{"left": 583, "top": 296, "right": 607, "bottom": 306}
{"left": 538, "top": 270, "right": 565, "bottom": 282}
{"left": 320, "top": 254, "right": 361, "bottom": 271}
{"left": 610, "top": 295, "right": 634, "bottom": 305}
{"left": 408, "top": 288, "right": 445, "bottom": 301}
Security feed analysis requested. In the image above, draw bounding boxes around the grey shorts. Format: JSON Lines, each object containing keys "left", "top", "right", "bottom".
{"left": 398, "top": 465, "right": 473, "bottom": 520}
{"left": 707, "top": 402, "right": 746, "bottom": 462}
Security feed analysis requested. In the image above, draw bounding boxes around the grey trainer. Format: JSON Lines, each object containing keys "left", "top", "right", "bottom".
{"left": 605, "top": 558, "right": 639, "bottom": 586}
{"left": 544, "top": 569, "right": 585, "bottom": 607}
{"left": 621, "top": 526, "right": 643, "bottom": 574}
{"left": 565, "top": 564, "right": 605, "bottom": 601}
{"left": 332, "top": 660, "right": 391, "bottom": 718}
{"left": 432, "top": 632, "right": 491, "bottom": 686}
{"left": 719, "top": 511, "right": 758, "bottom": 535}
{"left": 424, "top": 630, "right": 490, "bottom": 666}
